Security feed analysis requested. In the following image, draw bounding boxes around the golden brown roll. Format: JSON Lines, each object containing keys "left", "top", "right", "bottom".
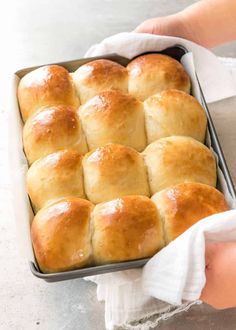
{"left": 143, "top": 136, "right": 216, "bottom": 194}
{"left": 23, "top": 105, "right": 88, "bottom": 164}
{"left": 31, "top": 197, "right": 94, "bottom": 273}
{"left": 127, "top": 54, "right": 191, "bottom": 101}
{"left": 72, "top": 59, "right": 128, "bottom": 104}
{"left": 83, "top": 143, "right": 150, "bottom": 204}
{"left": 144, "top": 89, "right": 207, "bottom": 143}
{"left": 79, "top": 90, "right": 147, "bottom": 151}
{"left": 27, "top": 149, "right": 85, "bottom": 211}
{"left": 152, "top": 183, "right": 229, "bottom": 243}
{"left": 92, "top": 195, "right": 164, "bottom": 264}
{"left": 18, "top": 65, "right": 79, "bottom": 121}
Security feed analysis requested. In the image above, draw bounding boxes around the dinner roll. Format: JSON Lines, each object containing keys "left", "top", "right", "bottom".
{"left": 83, "top": 143, "right": 150, "bottom": 204}
{"left": 31, "top": 198, "right": 94, "bottom": 273}
{"left": 72, "top": 59, "right": 128, "bottom": 104}
{"left": 79, "top": 90, "right": 146, "bottom": 151}
{"left": 92, "top": 195, "right": 164, "bottom": 264}
{"left": 143, "top": 136, "right": 216, "bottom": 194}
{"left": 23, "top": 105, "right": 88, "bottom": 164}
{"left": 152, "top": 183, "right": 229, "bottom": 243}
{"left": 144, "top": 89, "right": 207, "bottom": 143}
{"left": 27, "top": 149, "right": 85, "bottom": 211}
{"left": 127, "top": 54, "right": 191, "bottom": 101}
{"left": 18, "top": 65, "right": 79, "bottom": 121}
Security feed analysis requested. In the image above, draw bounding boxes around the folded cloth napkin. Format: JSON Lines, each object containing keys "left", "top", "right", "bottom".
{"left": 88, "top": 271, "right": 199, "bottom": 330}
{"left": 85, "top": 32, "right": 236, "bottom": 104}
{"left": 84, "top": 33, "right": 236, "bottom": 330}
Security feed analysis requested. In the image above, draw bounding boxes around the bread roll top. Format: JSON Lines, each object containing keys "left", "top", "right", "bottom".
{"left": 143, "top": 136, "right": 216, "bottom": 194}
{"left": 127, "top": 54, "right": 191, "bottom": 101}
{"left": 79, "top": 89, "right": 147, "bottom": 151}
{"left": 92, "top": 195, "right": 164, "bottom": 264}
{"left": 152, "top": 183, "right": 229, "bottom": 243}
{"left": 18, "top": 65, "right": 79, "bottom": 121}
{"left": 144, "top": 89, "right": 207, "bottom": 143}
{"left": 82, "top": 143, "right": 150, "bottom": 204}
{"left": 73, "top": 59, "right": 128, "bottom": 104}
{"left": 27, "top": 149, "right": 85, "bottom": 211}
{"left": 31, "top": 197, "right": 94, "bottom": 273}
{"left": 23, "top": 105, "right": 88, "bottom": 164}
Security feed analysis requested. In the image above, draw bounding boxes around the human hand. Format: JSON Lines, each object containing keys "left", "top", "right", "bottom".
{"left": 134, "top": 0, "right": 236, "bottom": 48}
{"left": 134, "top": 14, "right": 185, "bottom": 36}
{"left": 200, "top": 241, "right": 236, "bottom": 309}
{"left": 134, "top": 13, "right": 197, "bottom": 45}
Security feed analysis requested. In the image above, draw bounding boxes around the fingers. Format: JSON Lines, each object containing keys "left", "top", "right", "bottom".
{"left": 134, "top": 19, "right": 158, "bottom": 34}
{"left": 200, "top": 241, "right": 236, "bottom": 309}
{"left": 133, "top": 15, "right": 184, "bottom": 37}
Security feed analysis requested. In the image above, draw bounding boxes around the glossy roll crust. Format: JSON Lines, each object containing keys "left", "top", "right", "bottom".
{"left": 79, "top": 90, "right": 147, "bottom": 151}
{"left": 92, "top": 195, "right": 165, "bottom": 264}
{"left": 143, "top": 136, "right": 217, "bottom": 194}
{"left": 144, "top": 89, "right": 207, "bottom": 143}
{"left": 19, "top": 55, "right": 229, "bottom": 274}
{"left": 23, "top": 105, "right": 88, "bottom": 164}
{"left": 27, "top": 149, "right": 85, "bottom": 211}
{"left": 152, "top": 183, "right": 229, "bottom": 243}
{"left": 18, "top": 65, "right": 79, "bottom": 121}
{"left": 127, "top": 54, "right": 191, "bottom": 101}
{"left": 31, "top": 198, "right": 94, "bottom": 273}
{"left": 82, "top": 143, "right": 150, "bottom": 204}
{"left": 72, "top": 59, "right": 128, "bottom": 104}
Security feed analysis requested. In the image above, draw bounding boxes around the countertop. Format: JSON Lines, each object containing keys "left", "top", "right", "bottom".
{"left": 0, "top": 1, "right": 236, "bottom": 329}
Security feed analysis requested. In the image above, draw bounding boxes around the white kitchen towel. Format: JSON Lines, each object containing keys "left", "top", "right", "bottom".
{"left": 88, "top": 271, "right": 200, "bottom": 330}
{"left": 85, "top": 32, "right": 236, "bottom": 104}
{"left": 86, "top": 211, "right": 236, "bottom": 330}
{"left": 143, "top": 210, "right": 236, "bottom": 305}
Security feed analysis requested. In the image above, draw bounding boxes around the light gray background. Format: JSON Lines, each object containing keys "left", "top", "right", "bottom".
{"left": 1, "top": 0, "right": 236, "bottom": 70}
{"left": 1, "top": 1, "right": 236, "bottom": 329}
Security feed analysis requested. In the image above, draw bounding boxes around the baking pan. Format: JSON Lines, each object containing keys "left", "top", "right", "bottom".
{"left": 15, "top": 45, "right": 236, "bottom": 282}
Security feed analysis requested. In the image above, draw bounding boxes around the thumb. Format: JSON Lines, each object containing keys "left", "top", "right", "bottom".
{"left": 134, "top": 14, "right": 184, "bottom": 37}
{"left": 134, "top": 18, "right": 163, "bottom": 34}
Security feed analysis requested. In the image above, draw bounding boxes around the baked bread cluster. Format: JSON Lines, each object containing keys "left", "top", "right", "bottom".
{"left": 31, "top": 183, "right": 228, "bottom": 273}
{"left": 17, "top": 54, "right": 228, "bottom": 273}
{"left": 27, "top": 139, "right": 216, "bottom": 209}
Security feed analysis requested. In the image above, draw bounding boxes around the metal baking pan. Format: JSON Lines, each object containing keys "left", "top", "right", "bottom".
{"left": 15, "top": 45, "right": 236, "bottom": 282}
